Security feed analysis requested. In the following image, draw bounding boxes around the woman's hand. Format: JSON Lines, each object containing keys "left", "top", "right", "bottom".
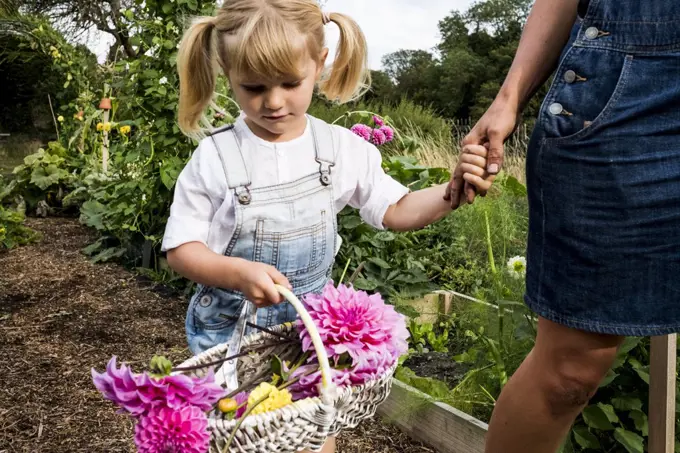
{"left": 444, "top": 97, "right": 520, "bottom": 208}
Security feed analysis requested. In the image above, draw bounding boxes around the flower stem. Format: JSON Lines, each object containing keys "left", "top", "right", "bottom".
{"left": 222, "top": 392, "right": 271, "bottom": 453}
{"left": 171, "top": 340, "right": 295, "bottom": 373}
{"left": 338, "top": 258, "right": 351, "bottom": 285}
{"left": 484, "top": 210, "right": 497, "bottom": 274}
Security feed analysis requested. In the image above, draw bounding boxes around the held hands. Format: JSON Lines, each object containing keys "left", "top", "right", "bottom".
{"left": 444, "top": 97, "right": 520, "bottom": 208}
{"left": 234, "top": 260, "right": 292, "bottom": 307}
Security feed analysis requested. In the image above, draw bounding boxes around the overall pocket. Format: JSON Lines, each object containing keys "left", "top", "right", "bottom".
{"left": 191, "top": 289, "right": 245, "bottom": 331}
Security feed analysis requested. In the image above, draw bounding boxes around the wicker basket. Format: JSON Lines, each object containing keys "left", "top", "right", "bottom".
{"left": 174, "top": 285, "right": 397, "bottom": 453}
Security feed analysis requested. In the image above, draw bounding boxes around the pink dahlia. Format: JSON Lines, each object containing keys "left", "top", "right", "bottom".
{"left": 370, "top": 128, "right": 387, "bottom": 146}
{"left": 348, "top": 350, "right": 393, "bottom": 385}
{"left": 92, "top": 357, "right": 226, "bottom": 417}
{"left": 350, "top": 123, "right": 371, "bottom": 142}
{"left": 287, "top": 364, "right": 352, "bottom": 400}
{"left": 373, "top": 115, "right": 384, "bottom": 127}
{"left": 233, "top": 391, "right": 248, "bottom": 418}
{"left": 379, "top": 126, "right": 394, "bottom": 142}
{"left": 134, "top": 405, "right": 210, "bottom": 453}
{"left": 298, "top": 282, "right": 409, "bottom": 364}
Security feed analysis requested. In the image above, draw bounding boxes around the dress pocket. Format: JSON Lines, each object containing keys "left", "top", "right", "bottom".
{"left": 539, "top": 48, "right": 634, "bottom": 144}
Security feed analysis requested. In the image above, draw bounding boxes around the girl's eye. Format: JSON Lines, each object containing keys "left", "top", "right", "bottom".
{"left": 283, "top": 81, "right": 301, "bottom": 89}
{"left": 242, "top": 85, "right": 265, "bottom": 93}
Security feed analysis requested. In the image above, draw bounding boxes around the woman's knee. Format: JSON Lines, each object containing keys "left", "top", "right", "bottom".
{"left": 532, "top": 318, "right": 624, "bottom": 416}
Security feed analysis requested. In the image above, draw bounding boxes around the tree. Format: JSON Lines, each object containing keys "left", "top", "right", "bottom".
{"left": 20, "top": 0, "right": 138, "bottom": 59}
{"left": 363, "top": 70, "right": 396, "bottom": 104}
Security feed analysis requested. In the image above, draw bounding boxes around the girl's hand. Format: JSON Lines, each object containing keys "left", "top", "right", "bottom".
{"left": 234, "top": 260, "right": 292, "bottom": 307}
{"left": 445, "top": 144, "right": 497, "bottom": 208}
{"left": 444, "top": 97, "right": 519, "bottom": 208}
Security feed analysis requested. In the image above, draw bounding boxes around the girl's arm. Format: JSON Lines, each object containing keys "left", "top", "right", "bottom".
{"left": 167, "top": 243, "right": 291, "bottom": 305}
{"left": 383, "top": 183, "right": 451, "bottom": 231}
{"left": 383, "top": 145, "right": 490, "bottom": 231}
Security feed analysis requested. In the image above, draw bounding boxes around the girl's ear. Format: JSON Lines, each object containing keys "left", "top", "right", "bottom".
{"left": 317, "top": 47, "right": 329, "bottom": 77}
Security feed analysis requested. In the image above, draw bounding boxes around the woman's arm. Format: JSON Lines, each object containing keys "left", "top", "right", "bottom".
{"left": 497, "top": 0, "right": 580, "bottom": 113}
{"left": 445, "top": 0, "right": 580, "bottom": 208}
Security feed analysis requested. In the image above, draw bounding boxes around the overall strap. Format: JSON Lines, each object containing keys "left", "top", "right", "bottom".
{"left": 308, "top": 115, "right": 336, "bottom": 186}
{"left": 209, "top": 125, "right": 252, "bottom": 204}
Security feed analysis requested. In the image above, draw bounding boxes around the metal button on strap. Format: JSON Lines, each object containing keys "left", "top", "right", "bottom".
{"left": 199, "top": 295, "right": 212, "bottom": 307}
{"left": 564, "top": 70, "right": 577, "bottom": 83}
{"left": 548, "top": 102, "right": 564, "bottom": 115}
{"left": 585, "top": 26, "right": 599, "bottom": 40}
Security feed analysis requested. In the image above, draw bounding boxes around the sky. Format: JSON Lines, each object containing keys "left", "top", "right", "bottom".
{"left": 91, "top": 0, "right": 476, "bottom": 69}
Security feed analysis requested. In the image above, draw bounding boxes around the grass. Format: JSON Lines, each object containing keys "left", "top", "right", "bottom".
{"left": 0, "top": 134, "right": 43, "bottom": 177}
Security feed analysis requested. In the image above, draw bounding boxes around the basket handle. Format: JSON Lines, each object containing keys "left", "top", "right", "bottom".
{"left": 275, "top": 284, "right": 335, "bottom": 396}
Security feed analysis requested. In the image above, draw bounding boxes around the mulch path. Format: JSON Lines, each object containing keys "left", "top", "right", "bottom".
{"left": 0, "top": 217, "right": 434, "bottom": 453}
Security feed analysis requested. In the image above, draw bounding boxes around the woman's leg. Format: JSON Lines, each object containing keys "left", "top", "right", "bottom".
{"left": 484, "top": 317, "right": 624, "bottom": 453}
{"left": 300, "top": 436, "right": 335, "bottom": 453}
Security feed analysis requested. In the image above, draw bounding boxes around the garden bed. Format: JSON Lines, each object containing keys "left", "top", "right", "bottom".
{"left": 0, "top": 217, "right": 433, "bottom": 452}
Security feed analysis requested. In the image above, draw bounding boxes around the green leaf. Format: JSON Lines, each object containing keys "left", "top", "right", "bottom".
{"left": 597, "top": 403, "right": 620, "bottom": 424}
{"left": 368, "top": 257, "right": 391, "bottom": 269}
{"left": 572, "top": 425, "right": 601, "bottom": 450}
{"left": 582, "top": 405, "right": 615, "bottom": 431}
{"left": 162, "top": 2, "right": 173, "bottom": 13}
{"left": 613, "top": 428, "right": 644, "bottom": 453}
{"left": 271, "top": 355, "right": 289, "bottom": 380}
{"left": 611, "top": 396, "right": 642, "bottom": 412}
{"left": 157, "top": 85, "right": 167, "bottom": 96}
{"left": 599, "top": 370, "right": 619, "bottom": 388}
{"left": 159, "top": 157, "right": 183, "bottom": 190}
{"left": 90, "top": 246, "right": 126, "bottom": 263}
{"left": 628, "top": 358, "right": 650, "bottom": 384}
{"left": 629, "top": 410, "right": 648, "bottom": 436}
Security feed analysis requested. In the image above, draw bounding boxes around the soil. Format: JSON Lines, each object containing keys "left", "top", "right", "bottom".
{"left": 0, "top": 217, "right": 435, "bottom": 453}
{"left": 402, "top": 352, "right": 470, "bottom": 388}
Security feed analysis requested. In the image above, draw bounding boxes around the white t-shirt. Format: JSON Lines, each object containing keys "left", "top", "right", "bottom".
{"left": 161, "top": 114, "right": 410, "bottom": 253}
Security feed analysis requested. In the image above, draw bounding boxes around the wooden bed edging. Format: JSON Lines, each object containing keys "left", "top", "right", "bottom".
{"left": 376, "top": 378, "right": 488, "bottom": 453}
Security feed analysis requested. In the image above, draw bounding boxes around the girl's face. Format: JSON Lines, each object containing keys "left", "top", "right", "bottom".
{"left": 229, "top": 51, "right": 327, "bottom": 142}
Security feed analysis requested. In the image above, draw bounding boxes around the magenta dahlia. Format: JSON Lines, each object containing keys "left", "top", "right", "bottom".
{"left": 134, "top": 405, "right": 210, "bottom": 453}
{"left": 373, "top": 115, "right": 384, "bottom": 127}
{"left": 379, "top": 126, "right": 394, "bottom": 142}
{"left": 370, "top": 128, "right": 387, "bottom": 146}
{"left": 350, "top": 123, "right": 371, "bottom": 142}
{"left": 92, "top": 357, "right": 226, "bottom": 416}
{"left": 298, "top": 282, "right": 409, "bottom": 364}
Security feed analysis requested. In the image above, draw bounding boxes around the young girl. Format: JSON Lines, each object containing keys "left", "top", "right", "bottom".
{"left": 162, "top": 0, "right": 488, "bottom": 450}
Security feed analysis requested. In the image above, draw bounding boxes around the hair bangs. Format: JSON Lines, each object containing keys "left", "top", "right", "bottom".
{"left": 228, "top": 13, "right": 311, "bottom": 81}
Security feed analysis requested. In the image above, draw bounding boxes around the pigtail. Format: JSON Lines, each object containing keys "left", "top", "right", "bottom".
{"left": 318, "top": 12, "right": 370, "bottom": 104}
{"left": 177, "top": 17, "right": 218, "bottom": 135}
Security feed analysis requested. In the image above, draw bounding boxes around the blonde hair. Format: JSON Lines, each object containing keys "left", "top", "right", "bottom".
{"left": 177, "top": 0, "right": 370, "bottom": 135}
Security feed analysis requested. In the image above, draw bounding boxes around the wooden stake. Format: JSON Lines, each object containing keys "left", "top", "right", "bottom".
{"left": 649, "top": 334, "right": 676, "bottom": 453}
{"left": 101, "top": 109, "right": 109, "bottom": 173}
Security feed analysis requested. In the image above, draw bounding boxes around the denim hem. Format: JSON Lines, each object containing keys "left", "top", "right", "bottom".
{"left": 524, "top": 294, "right": 680, "bottom": 337}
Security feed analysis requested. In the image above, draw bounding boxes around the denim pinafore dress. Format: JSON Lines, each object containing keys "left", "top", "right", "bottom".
{"left": 525, "top": 0, "right": 680, "bottom": 336}
{"left": 185, "top": 116, "right": 338, "bottom": 384}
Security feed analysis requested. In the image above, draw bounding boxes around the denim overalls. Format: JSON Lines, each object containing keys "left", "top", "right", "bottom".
{"left": 185, "top": 116, "right": 338, "bottom": 387}
{"left": 525, "top": 0, "right": 680, "bottom": 336}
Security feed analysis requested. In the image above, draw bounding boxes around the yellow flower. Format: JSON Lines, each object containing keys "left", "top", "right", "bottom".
{"left": 247, "top": 382, "right": 293, "bottom": 415}
{"left": 120, "top": 125, "right": 131, "bottom": 135}
{"left": 96, "top": 122, "right": 104, "bottom": 131}
{"left": 102, "top": 122, "right": 112, "bottom": 132}
{"left": 57, "top": 115, "right": 64, "bottom": 122}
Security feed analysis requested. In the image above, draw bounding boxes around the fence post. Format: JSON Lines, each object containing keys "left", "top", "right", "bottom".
{"left": 648, "top": 334, "right": 677, "bottom": 453}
